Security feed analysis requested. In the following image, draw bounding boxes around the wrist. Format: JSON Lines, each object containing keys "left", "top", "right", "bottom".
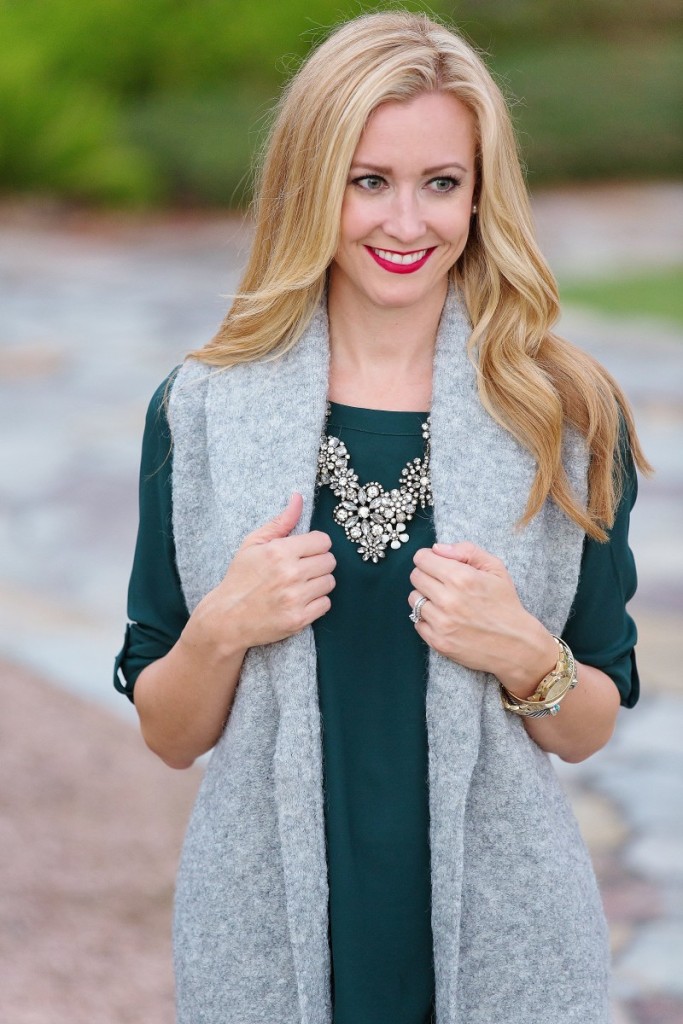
{"left": 498, "top": 617, "right": 558, "bottom": 699}
{"left": 180, "top": 591, "right": 250, "bottom": 665}
{"left": 500, "top": 635, "right": 578, "bottom": 720}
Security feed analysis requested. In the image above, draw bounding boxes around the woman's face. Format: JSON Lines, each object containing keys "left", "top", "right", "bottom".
{"left": 330, "top": 91, "right": 477, "bottom": 314}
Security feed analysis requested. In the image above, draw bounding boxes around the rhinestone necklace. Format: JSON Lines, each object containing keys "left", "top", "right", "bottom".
{"left": 315, "top": 404, "right": 433, "bottom": 563}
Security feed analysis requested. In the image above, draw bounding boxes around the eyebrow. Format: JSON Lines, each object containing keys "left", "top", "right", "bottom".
{"left": 350, "top": 162, "right": 469, "bottom": 175}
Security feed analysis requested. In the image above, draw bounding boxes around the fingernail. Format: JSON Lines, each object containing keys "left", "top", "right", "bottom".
{"left": 433, "top": 543, "right": 453, "bottom": 553}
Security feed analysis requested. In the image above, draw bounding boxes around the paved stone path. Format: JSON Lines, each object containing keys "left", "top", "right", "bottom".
{"left": 0, "top": 184, "right": 681, "bottom": 1022}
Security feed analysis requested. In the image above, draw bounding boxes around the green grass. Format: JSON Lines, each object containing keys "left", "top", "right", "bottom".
{"left": 560, "top": 267, "right": 683, "bottom": 325}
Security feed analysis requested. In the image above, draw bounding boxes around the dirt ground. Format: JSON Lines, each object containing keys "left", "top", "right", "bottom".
{"left": 0, "top": 661, "right": 201, "bottom": 1024}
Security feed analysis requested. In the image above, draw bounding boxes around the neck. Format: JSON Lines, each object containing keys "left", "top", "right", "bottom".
{"left": 326, "top": 274, "right": 447, "bottom": 410}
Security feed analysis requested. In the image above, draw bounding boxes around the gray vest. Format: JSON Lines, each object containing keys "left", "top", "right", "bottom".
{"left": 168, "top": 291, "right": 610, "bottom": 1024}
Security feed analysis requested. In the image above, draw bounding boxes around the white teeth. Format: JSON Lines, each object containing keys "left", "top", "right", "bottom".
{"left": 373, "top": 248, "right": 428, "bottom": 265}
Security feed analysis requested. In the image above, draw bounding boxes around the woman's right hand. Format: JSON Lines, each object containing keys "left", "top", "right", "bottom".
{"left": 181, "top": 492, "right": 336, "bottom": 656}
{"left": 135, "top": 493, "right": 334, "bottom": 768}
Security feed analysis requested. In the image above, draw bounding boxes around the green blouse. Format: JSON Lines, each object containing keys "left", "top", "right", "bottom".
{"left": 115, "top": 381, "right": 639, "bottom": 1024}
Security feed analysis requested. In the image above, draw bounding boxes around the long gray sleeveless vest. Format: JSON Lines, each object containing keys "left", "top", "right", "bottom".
{"left": 168, "top": 290, "right": 611, "bottom": 1024}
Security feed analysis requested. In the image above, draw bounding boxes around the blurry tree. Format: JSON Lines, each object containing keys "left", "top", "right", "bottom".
{"left": 446, "top": 0, "right": 681, "bottom": 44}
{"left": 0, "top": 0, "right": 680, "bottom": 206}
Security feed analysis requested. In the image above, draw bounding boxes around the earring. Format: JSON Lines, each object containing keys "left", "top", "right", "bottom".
{"left": 472, "top": 204, "right": 478, "bottom": 214}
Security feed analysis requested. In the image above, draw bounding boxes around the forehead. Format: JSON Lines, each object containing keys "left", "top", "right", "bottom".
{"left": 352, "top": 92, "right": 476, "bottom": 168}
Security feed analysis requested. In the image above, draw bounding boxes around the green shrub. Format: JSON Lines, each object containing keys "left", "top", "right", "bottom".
{"left": 0, "top": 42, "right": 158, "bottom": 203}
{"left": 0, "top": 0, "right": 680, "bottom": 206}
{"left": 124, "top": 87, "right": 274, "bottom": 206}
{"left": 447, "top": 0, "right": 682, "bottom": 47}
{"left": 497, "top": 37, "right": 683, "bottom": 185}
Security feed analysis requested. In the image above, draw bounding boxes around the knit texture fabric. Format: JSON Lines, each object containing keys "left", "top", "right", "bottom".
{"left": 168, "top": 290, "right": 610, "bottom": 1024}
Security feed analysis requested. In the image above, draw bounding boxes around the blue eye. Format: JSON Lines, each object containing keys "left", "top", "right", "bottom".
{"left": 352, "top": 175, "right": 386, "bottom": 191}
{"left": 428, "top": 177, "right": 460, "bottom": 193}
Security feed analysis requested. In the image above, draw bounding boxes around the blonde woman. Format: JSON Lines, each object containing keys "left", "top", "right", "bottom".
{"left": 115, "top": 11, "right": 649, "bottom": 1024}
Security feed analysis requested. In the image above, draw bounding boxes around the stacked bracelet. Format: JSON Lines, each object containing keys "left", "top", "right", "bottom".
{"left": 500, "top": 636, "right": 578, "bottom": 718}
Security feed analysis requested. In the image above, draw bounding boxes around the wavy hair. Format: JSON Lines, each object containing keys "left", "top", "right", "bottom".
{"left": 194, "top": 10, "right": 650, "bottom": 539}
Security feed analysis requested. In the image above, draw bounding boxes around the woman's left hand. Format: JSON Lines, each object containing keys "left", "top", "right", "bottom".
{"left": 409, "top": 541, "right": 557, "bottom": 696}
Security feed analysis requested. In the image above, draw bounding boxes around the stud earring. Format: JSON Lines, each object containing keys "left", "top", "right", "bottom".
{"left": 471, "top": 204, "right": 478, "bottom": 214}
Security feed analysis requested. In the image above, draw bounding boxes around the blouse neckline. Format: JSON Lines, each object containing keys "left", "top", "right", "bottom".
{"left": 327, "top": 400, "right": 429, "bottom": 437}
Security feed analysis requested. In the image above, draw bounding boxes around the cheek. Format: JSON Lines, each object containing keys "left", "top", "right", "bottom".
{"left": 339, "top": 193, "right": 384, "bottom": 248}
{"left": 441, "top": 209, "right": 473, "bottom": 256}
{"left": 339, "top": 195, "right": 365, "bottom": 246}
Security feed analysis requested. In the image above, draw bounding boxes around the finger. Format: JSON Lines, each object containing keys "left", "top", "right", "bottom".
{"left": 299, "top": 551, "right": 336, "bottom": 581}
{"left": 281, "top": 530, "right": 333, "bottom": 558}
{"left": 409, "top": 568, "right": 444, "bottom": 603}
{"left": 413, "top": 616, "right": 435, "bottom": 648}
{"left": 301, "top": 594, "right": 332, "bottom": 626}
{"left": 413, "top": 547, "right": 467, "bottom": 585}
{"left": 242, "top": 493, "right": 303, "bottom": 547}
{"left": 406, "top": 595, "right": 434, "bottom": 638}
{"left": 431, "top": 540, "right": 506, "bottom": 574}
{"left": 417, "top": 544, "right": 485, "bottom": 585}
{"left": 301, "top": 572, "right": 336, "bottom": 604}
{"left": 408, "top": 589, "right": 435, "bottom": 622}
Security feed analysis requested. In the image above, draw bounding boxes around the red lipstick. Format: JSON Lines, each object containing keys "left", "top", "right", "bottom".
{"left": 365, "top": 246, "right": 435, "bottom": 274}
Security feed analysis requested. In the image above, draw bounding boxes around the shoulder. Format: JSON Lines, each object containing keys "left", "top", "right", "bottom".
{"left": 137, "top": 371, "right": 180, "bottom": 478}
{"left": 145, "top": 370, "right": 177, "bottom": 428}
{"left": 166, "top": 358, "right": 216, "bottom": 433}
{"left": 141, "top": 363, "right": 212, "bottom": 465}
{"left": 616, "top": 410, "right": 638, "bottom": 508}
{"left": 167, "top": 358, "right": 212, "bottom": 400}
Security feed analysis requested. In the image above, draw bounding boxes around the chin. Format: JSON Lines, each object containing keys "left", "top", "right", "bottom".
{"left": 365, "top": 278, "right": 446, "bottom": 310}
{"left": 329, "top": 257, "right": 452, "bottom": 313}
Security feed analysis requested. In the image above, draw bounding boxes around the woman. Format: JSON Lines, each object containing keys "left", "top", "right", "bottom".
{"left": 115, "top": 11, "right": 649, "bottom": 1024}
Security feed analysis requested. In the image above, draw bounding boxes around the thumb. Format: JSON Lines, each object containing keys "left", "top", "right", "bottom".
{"left": 432, "top": 540, "right": 505, "bottom": 575}
{"left": 241, "top": 492, "right": 304, "bottom": 547}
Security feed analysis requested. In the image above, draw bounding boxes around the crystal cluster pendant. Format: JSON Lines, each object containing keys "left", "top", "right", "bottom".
{"left": 316, "top": 408, "right": 433, "bottom": 563}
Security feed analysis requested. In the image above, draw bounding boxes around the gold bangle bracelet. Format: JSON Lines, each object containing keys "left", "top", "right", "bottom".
{"left": 500, "top": 636, "right": 578, "bottom": 718}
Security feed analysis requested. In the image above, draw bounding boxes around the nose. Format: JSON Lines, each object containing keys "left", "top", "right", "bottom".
{"left": 382, "top": 188, "right": 426, "bottom": 245}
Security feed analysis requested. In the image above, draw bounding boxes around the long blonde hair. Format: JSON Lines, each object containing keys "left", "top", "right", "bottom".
{"left": 194, "top": 10, "right": 650, "bottom": 539}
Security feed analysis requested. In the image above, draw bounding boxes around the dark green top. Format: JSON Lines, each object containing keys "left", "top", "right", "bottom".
{"left": 115, "top": 381, "right": 639, "bottom": 1024}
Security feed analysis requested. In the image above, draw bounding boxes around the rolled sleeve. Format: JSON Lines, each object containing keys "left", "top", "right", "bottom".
{"left": 562, "top": 436, "right": 640, "bottom": 707}
{"left": 113, "top": 374, "right": 189, "bottom": 703}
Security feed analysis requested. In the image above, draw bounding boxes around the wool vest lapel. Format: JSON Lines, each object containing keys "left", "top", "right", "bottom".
{"left": 204, "top": 301, "right": 332, "bottom": 1023}
{"left": 427, "top": 293, "right": 545, "bottom": 1021}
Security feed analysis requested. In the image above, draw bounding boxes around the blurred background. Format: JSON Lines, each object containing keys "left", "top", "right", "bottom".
{"left": 0, "top": 0, "right": 681, "bottom": 205}
{"left": 0, "top": 1, "right": 681, "bottom": 1022}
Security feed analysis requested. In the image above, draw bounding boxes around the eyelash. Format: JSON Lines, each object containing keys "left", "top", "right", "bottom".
{"left": 351, "top": 175, "right": 462, "bottom": 194}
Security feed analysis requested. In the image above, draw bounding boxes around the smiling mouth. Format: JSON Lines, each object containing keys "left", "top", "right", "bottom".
{"left": 365, "top": 246, "right": 435, "bottom": 274}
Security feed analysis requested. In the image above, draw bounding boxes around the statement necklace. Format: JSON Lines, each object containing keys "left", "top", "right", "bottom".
{"left": 315, "top": 404, "right": 433, "bottom": 563}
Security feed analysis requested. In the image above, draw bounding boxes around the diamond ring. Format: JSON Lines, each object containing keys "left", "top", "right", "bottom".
{"left": 409, "top": 595, "right": 428, "bottom": 624}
